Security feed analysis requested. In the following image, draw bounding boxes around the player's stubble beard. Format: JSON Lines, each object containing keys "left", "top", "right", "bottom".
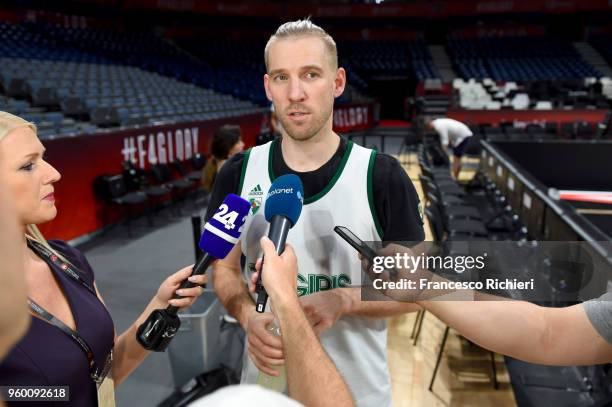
{"left": 280, "top": 102, "right": 333, "bottom": 143}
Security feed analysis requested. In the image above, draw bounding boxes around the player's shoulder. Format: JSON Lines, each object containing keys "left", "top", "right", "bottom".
{"left": 373, "top": 152, "right": 403, "bottom": 173}
{"left": 217, "top": 151, "right": 246, "bottom": 177}
{"left": 372, "top": 152, "right": 417, "bottom": 190}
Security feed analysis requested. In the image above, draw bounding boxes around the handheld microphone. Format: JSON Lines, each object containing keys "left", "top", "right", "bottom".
{"left": 167, "top": 194, "right": 250, "bottom": 314}
{"left": 136, "top": 194, "right": 250, "bottom": 351}
{"left": 255, "top": 174, "right": 304, "bottom": 313}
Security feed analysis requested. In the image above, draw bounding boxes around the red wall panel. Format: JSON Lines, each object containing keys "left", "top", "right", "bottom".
{"left": 38, "top": 114, "right": 264, "bottom": 241}
{"left": 447, "top": 109, "right": 608, "bottom": 125}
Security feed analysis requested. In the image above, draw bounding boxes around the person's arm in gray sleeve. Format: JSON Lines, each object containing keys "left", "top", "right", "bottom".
{"left": 584, "top": 292, "right": 612, "bottom": 344}
{"left": 419, "top": 293, "right": 612, "bottom": 365}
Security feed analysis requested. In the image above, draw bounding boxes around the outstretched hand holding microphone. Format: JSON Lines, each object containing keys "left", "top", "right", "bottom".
{"left": 137, "top": 193, "right": 251, "bottom": 352}
{"left": 137, "top": 173, "right": 303, "bottom": 356}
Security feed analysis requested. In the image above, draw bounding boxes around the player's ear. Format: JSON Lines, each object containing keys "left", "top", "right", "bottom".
{"left": 333, "top": 67, "right": 346, "bottom": 98}
{"left": 264, "top": 74, "right": 273, "bottom": 102}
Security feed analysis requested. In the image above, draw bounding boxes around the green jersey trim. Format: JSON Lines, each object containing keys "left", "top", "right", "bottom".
{"left": 267, "top": 138, "right": 355, "bottom": 205}
{"left": 237, "top": 148, "right": 252, "bottom": 195}
{"left": 367, "top": 149, "right": 383, "bottom": 238}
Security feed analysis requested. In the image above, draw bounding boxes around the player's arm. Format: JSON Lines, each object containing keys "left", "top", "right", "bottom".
{"left": 334, "top": 288, "right": 421, "bottom": 317}
{"left": 205, "top": 153, "right": 285, "bottom": 375}
{"left": 212, "top": 231, "right": 285, "bottom": 377}
{"left": 212, "top": 243, "right": 255, "bottom": 328}
{"left": 299, "top": 154, "right": 424, "bottom": 331}
{"left": 298, "top": 287, "right": 421, "bottom": 335}
{"left": 204, "top": 153, "right": 255, "bottom": 328}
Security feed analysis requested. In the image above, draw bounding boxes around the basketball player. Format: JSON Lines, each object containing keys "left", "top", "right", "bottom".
{"left": 205, "top": 19, "right": 424, "bottom": 406}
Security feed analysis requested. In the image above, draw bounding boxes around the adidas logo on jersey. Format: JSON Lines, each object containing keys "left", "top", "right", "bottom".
{"left": 249, "top": 184, "right": 264, "bottom": 196}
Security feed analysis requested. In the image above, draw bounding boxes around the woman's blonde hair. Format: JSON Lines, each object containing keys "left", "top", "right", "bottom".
{"left": 0, "top": 111, "right": 36, "bottom": 142}
{"left": 0, "top": 111, "right": 72, "bottom": 266}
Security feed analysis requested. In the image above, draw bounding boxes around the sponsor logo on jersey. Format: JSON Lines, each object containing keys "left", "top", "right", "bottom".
{"left": 297, "top": 273, "right": 352, "bottom": 296}
{"left": 248, "top": 184, "right": 263, "bottom": 214}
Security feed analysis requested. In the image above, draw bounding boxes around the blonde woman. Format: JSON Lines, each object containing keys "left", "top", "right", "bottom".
{"left": 0, "top": 112, "right": 207, "bottom": 406}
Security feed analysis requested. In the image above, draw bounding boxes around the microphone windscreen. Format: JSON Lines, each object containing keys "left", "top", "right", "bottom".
{"left": 264, "top": 174, "right": 304, "bottom": 226}
{"left": 200, "top": 194, "right": 251, "bottom": 259}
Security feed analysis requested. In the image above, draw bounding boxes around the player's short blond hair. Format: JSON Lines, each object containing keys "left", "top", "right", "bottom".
{"left": 264, "top": 18, "right": 338, "bottom": 71}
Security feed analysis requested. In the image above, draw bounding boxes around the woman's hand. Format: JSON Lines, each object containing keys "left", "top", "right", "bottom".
{"left": 155, "top": 265, "right": 208, "bottom": 309}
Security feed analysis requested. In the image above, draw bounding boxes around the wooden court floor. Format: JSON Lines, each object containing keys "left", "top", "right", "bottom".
{"left": 386, "top": 155, "right": 517, "bottom": 407}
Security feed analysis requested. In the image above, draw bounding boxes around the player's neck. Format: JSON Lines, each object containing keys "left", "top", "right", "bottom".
{"left": 280, "top": 128, "right": 340, "bottom": 173}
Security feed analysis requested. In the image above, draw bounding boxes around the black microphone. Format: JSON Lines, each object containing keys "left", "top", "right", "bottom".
{"left": 255, "top": 215, "right": 292, "bottom": 313}
{"left": 136, "top": 194, "right": 250, "bottom": 351}
{"left": 255, "top": 175, "right": 304, "bottom": 313}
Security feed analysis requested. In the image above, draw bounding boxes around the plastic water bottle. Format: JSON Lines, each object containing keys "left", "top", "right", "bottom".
{"left": 255, "top": 320, "right": 287, "bottom": 393}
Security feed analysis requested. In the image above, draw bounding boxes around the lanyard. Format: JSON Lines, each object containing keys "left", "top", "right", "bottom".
{"left": 27, "top": 240, "right": 97, "bottom": 296}
{"left": 26, "top": 239, "right": 112, "bottom": 384}
{"left": 28, "top": 299, "right": 112, "bottom": 384}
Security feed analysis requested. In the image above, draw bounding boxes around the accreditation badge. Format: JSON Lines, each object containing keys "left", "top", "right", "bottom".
{"left": 97, "top": 374, "right": 116, "bottom": 407}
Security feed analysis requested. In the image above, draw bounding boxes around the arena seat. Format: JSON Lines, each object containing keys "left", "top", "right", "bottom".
{"left": 534, "top": 101, "right": 553, "bottom": 110}
{"left": 448, "top": 35, "right": 602, "bottom": 81}
{"left": 453, "top": 77, "right": 611, "bottom": 111}
{"left": 0, "top": 21, "right": 265, "bottom": 138}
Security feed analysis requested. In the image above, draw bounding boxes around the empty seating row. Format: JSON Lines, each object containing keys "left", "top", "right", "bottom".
{"left": 448, "top": 36, "right": 602, "bottom": 81}
{"left": 474, "top": 120, "right": 607, "bottom": 141}
{"left": 0, "top": 21, "right": 266, "bottom": 138}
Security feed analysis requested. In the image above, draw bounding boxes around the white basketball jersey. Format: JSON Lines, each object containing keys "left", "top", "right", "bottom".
{"left": 238, "top": 139, "right": 391, "bottom": 407}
